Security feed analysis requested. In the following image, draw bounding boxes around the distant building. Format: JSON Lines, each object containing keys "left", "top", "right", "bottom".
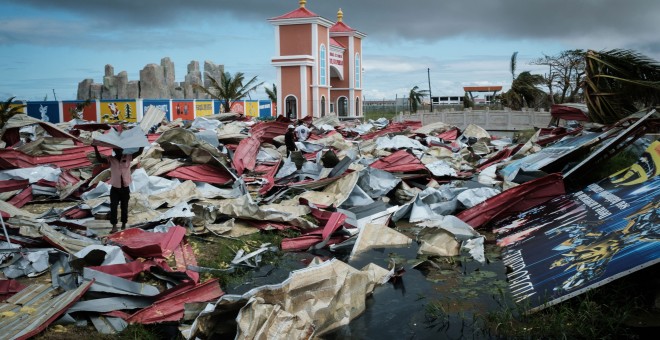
{"left": 269, "top": 0, "right": 366, "bottom": 119}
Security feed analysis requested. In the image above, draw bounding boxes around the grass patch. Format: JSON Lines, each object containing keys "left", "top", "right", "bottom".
{"left": 484, "top": 266, "right": 654, "bottom": 339}
{"left": 190, "top": 229, "right": 301, "bottom": 289}
{"left": 580, "top": 149, "right": 639, "bottom": 185}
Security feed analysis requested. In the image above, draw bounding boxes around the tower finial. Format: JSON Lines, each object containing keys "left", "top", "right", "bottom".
{"left": 299, "top": 0, "right": 306, "bottom": 8}
{"left": 337, "top": 8, "right": 343, "bottom": 22}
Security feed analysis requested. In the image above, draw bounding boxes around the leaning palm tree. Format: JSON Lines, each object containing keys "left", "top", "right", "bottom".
{"left": 510, "top": 51, "right": 519, "bottom": 81}
{"left": 408, "top": 86, "right": 429, "bottom": 113}
{"left": 195, "top": 71, "right": 264, "bottom": 113}
{"left": 265, "top": 83, "right": 277, "bottom": 104}
{"left": 502, "top": 71, "right": 546, "bottom": 110}
{"left": 583, "top": 49, "right": 660, "bottom": 124}
{"left": 1, "top": 97, "right": 26, "bottom": 129}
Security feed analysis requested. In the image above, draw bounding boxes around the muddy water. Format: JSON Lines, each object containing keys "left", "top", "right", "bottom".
{"left": 325, "top": 231, "right": 510, "bottom": 339}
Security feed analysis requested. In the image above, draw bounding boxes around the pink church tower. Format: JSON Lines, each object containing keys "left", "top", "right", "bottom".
{"left": 269, "top": 1, "right": 366, "bottom": 119}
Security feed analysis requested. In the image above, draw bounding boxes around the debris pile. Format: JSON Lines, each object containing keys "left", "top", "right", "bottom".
{"left": 0, "top": 105, "right": 658, "bottom": 337}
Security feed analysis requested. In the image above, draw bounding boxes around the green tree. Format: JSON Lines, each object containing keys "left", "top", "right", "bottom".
{"left": 501, "top": 71, "right": 546, "bottom": 110}
{"left": 265, "top": 83, "right": 277, "bottom": 103}
{"left": 195, "top": 71, "right": 264, "bottom": 113}
{"left": 532, "top": 49, "right": 586, "bottom": 104}
{"left": 1, "top": 97, "right": 26, "bottom": 129}
{"left": 408, "top": 86, "right": 429, "bottom": 113}
{"left": 583, "top": 49, "right": 660, "bottom": 124}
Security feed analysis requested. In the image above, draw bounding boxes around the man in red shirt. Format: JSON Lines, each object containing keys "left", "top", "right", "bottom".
{"left": 94, "top": 146, "right": 143, "bottom": 233}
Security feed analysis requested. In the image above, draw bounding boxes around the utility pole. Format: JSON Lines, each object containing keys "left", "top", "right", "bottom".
{"left": 427, "top": 68, "right": 433, "bottom": 113}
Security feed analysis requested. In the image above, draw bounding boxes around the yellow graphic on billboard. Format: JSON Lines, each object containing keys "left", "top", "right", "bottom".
{"left": 245, "top": 101, "right": 259, "bottom": 117}
{"left": 100, "top": 100, "right": 137, "bottom": 123}
{"left": 195, "top": 101, "right": 213, "bottom": 117}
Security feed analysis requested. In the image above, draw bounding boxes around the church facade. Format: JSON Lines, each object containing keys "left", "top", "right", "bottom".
{"left": 269, "top": 0, "right": 366, "bottom": 119}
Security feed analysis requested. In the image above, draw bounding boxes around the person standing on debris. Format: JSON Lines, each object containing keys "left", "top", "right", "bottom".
{"left": 294, "top": 120, "right": 310, "bottom": 142}
{"left": 285, "top": 124, "right": 297, "bottom": 157}
{"left": 94, "top": 146, "right": 143, "bottom": 233}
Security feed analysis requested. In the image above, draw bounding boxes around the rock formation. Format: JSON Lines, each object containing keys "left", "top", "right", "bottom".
{"left": 76, "top": 58, "right": 224, "bottom": 100}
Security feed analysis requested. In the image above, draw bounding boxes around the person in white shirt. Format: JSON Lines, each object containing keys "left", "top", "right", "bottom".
{"left": 294, "top": 121, "right": 310, "bottom": 142}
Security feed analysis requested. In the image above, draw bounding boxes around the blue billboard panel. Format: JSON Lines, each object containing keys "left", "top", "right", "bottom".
{"left": 259, "top": 100, "right": 273, "bottom": 118}
{"left": 495, "top": 141, "right": 660, "bottom": 311}
{"left": 26, "top": 101, "right": 60, "bottom": 123}
{"left": 143, "top": 100, "right": 171, "bottom": 121}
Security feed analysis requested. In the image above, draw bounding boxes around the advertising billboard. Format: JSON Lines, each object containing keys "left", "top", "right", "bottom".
{"left": 62, "top": 100, "right": 97, "bottom": 122}
{"left": 26, "top": 101, "right": 60, "bottom": 123}
{"left": 259, "top": 100, "right": 273, "bottom": 118}
{"left": 100, "top": 100, "right": 138, "bottom": 123}
{"left": 195, "top": 100, "right": 213, "bottom": 117}
{"left": 245, "top": 100, "right": 259, "bottom": 118}
{"left": 142, "top": 100, "right": 170, "bottom": 121}
{"left": 172, "top": 100, "right": 194, "bottom": 121}
{"left": 495, "top": 141, "right": 660, "bottom": 311}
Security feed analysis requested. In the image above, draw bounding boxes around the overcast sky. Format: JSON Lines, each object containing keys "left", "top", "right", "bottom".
{"left": 2, "top": 0, "right": 660, "bottom": 101}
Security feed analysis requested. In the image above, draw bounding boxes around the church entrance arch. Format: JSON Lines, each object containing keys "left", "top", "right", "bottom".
{"left": 285, "top": 95, "right": 297, "bottom": 119}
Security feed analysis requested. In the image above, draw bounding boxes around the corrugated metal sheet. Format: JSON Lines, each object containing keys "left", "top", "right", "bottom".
{"left": 7, "top": 186, "right": 32, "bottom": 208}
{"left": 0, "top": 279, "right": 25, "bottom": 300}
{"left": 173, "top": 239, "right": 200, "bottom": 283}
{"left": 360, "top": 121, "right": 423, "bottom": 140}
{"left": 250, "top": 120, "right": 290, "bottom": 143}
{"left": 232, "top": 136, "right": 260, "bottom": 175}
{"left": 0, "top": 281, "right": 93, "bottom": 340}
{"left": 0, "top": 145, "right": 111, "bottom": 170}
{"left": 166, "top": 164, "right": 234, "bottom": 185}
{"left": 0, "top": 179, "right": 29, "bottom": 193}
{"left": 456, "top": 173, "right": 565, "bottom": 228}
{"left": 107, "top": 226, "right": 186, "bottom": 259}
{"left": 369, "top": 150, "right": 427, "bottom": 173}
{"left": 126, "top": 279, "right": 224, "bottom": 324}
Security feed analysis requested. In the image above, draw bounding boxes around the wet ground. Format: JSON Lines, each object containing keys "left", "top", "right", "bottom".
{"left": 218, "top": 223, "right": 510, "bottom": 339}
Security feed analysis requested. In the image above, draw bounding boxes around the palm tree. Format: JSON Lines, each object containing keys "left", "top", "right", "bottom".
{"left": 1, "top": 97, "right": 26, "bottom": 129}
{"left": 408, "top": 86, "right": 429, "bottom": 113}
{"left": 265, "top": 83, "right": 277, "bottom": 104}
{"left": 194, "top": 71, "right": 264, "bottom": 113}
{"left": 501, "top": 71, "right": 546, "bottom": 110}
{"left": 510, "top": 51, "right": 519, "bottom": 80}
{"left": 583, "top": 49, "right": 660, "bottom": 124}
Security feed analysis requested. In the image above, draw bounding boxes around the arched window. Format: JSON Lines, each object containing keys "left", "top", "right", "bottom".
{"left": 285, "top": 95, "right": 297, "bottom": 119}
{"left": 355, "top": 97, "right": 360, "bottom": 116}
{"left": 321, "top": 96, "right": 326, "bottom": 117}
{"left": 355, "top": 53, "right": 361, "bottom": 88}
{"left": 338, "top": 97, "right": 348, "bottom": 117}
{"left": 320, "top": 45, "right": 327, "bottom": 86}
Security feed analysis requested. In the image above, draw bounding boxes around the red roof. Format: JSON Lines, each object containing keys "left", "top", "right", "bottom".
{"left": 271, "top": 7, "right": 319, "bottom": 20}
{"left": 330, "top": 37, "right": 345, "bottom": 48}
{"left": 165, "top": 164, "right": 234, "bottom": 185}
{"left": 232, "top": 136, "right": 260, "bottom": 176}
{"left": 330, "top": 21, "right": 355, "bottom": 33}
{"left": 369, "top": 150, "right": 427, "bottom": 173}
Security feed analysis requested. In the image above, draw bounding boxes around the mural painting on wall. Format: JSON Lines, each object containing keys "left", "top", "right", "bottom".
{"left": 143, "top": 100, "right": 171, "bottom": 121}
{"left": 230, "top": 101, "right": 245, "bottom": 114}
{"left": 259, "top": 100, "right": 274, "bottom": 119}
{"left": 172, "top": 100, "right": 194, "bottom": 121}
{"left": 196, "top": 101, "right": 213, "bottom": 117}
{"left": 27, "top": 101, "right": 60, "bottom": 123}
{"left": 245, "top": 100, "right": 259, "bottom": 118}
{"left": 101, "top": 100, "right": 138, "bottom": 123}
{"left": 62, "top": 101, "right": 97, "bottom": 122}
{"left": 213, "top": 100, "right": 224, "bottom": 114}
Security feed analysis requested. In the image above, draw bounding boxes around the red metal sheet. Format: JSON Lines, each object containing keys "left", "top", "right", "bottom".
{"left": 369, "top": 149, "right": 427, "bottom": 173}
{"left": 281, "top": 235, "right": 345, "bottom": 252}
{"left": 0, "top": 179, "right": 29, "bottom": 193}
{"left": 165, "top": 164, "right": 233, "bottom": 185}
{"left": 436, "top": 127, "right": 460, "bottom": 141}
{"left": 232, "top": 136, "right": 260, "bottom": 175}
{"left": 551, "top": 104, "right": 590, "bottom": 121}
{"left": 87, "top": 260, "right": 152, "bottom": 280}
{"left": 360, "top": 121, "right": 423, "bottom": 140}
{"left": 250, "top": 120, "right": 291, "bottom": 143}
{"left": 127, "top": 279, "right": 224, "bottom": 324}
{"left": 7, "top": 186, "right": 32, "bottom": 208}
{"left": 107, "top": 226, "right": 186, "bottom": 258}
{"left": 61, "top": 207, "right": 91, "bottom": 219}
{"left": 0, "top": 145, "right": 111, "bottom": 170}
{"left": 321, "top": 211, "right": 347, "bottom": 241}
{"left": 173, "top": 239, "right": 199, "bottom": 283}
{"left": 0, "top": 279, "right": 26, "bottom": 300}
{"left": 456, "top": 173, "right": 566, "bottom": 229}
{"left": 477, "top": 144, "right": 523, "bottom": 171}
{"left": 257, "top": 159, "right": 281, "bottom": 195}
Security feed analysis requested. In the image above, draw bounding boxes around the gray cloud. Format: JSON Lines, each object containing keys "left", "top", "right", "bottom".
{"left": 7, "top": 0, "right": 660, "bottom": 49}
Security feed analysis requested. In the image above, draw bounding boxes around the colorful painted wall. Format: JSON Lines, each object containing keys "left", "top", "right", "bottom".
{"left": 8, "top": 99, "right": 276, "bottom": 124}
